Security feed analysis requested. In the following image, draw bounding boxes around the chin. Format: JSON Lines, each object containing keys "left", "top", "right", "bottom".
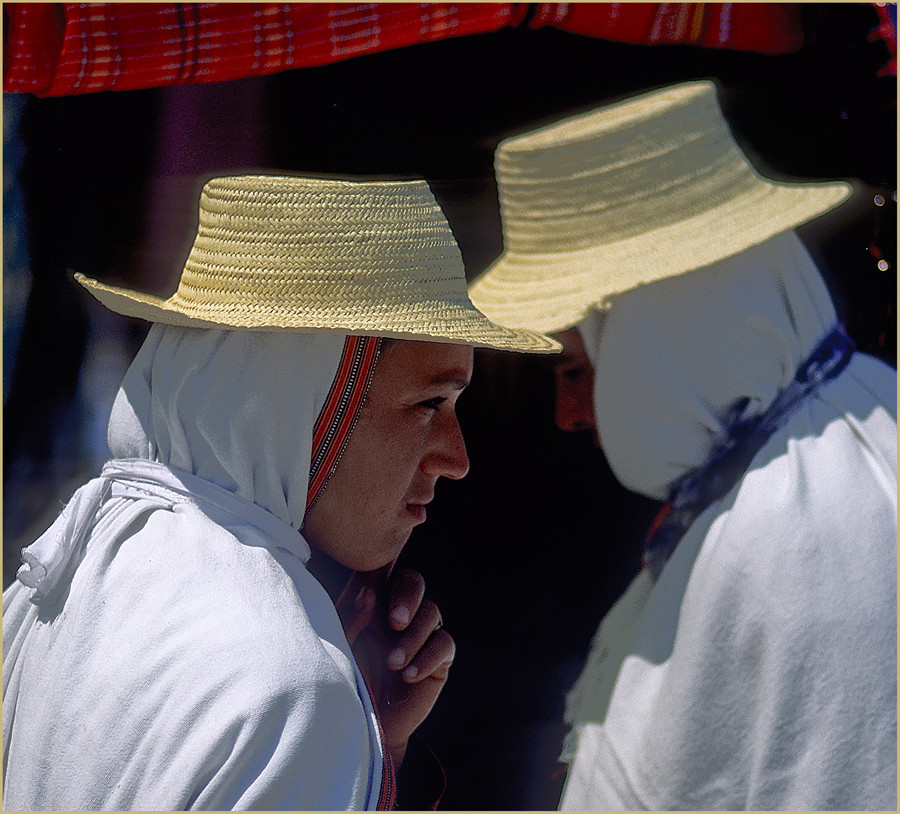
{"left": 351, "top": 540, "right": 410, "bottom": 576}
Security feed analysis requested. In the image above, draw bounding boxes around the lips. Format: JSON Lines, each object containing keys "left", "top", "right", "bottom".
{"left": 404, "top": 491, "right": 432, "bottom": 523}
{"left": 405, "top": 503, "right": 427, "bottom": 523}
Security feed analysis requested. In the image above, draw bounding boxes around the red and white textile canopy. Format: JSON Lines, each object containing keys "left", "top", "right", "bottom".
{"left": 3, "top": 3, "right": 806, "bottom": 97}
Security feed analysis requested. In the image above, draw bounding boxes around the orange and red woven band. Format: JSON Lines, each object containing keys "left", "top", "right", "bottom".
{"left": 307, "top": 335, "right": 382, "bottom": 514}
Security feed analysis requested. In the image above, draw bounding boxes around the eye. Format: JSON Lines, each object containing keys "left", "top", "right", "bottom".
{"left": 557, "top": 363, "right": 589, "bottom": 382}
{"left": 418, "top": 396, "right": 447, "bottom": 412}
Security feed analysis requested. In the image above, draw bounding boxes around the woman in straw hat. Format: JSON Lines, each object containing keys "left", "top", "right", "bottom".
{"left": 2, "top": 174, "right": 558, "bottom": 810}
{"left": 470, "top": 80, "right": 897, "bottom": 810}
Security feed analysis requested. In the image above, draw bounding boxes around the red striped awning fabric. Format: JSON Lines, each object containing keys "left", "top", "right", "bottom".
{"left": 3, "top": 3, "right": 806, "bottom": 97}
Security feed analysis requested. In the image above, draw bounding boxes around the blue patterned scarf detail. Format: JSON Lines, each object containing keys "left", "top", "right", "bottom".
{"left": 643, "top": 325, "right": 856, "bottom": 580}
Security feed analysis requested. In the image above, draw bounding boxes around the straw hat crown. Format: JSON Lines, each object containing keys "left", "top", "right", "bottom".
{"left": 469, "top": 80, "right": 851, "bottom": 334}
{"left": 77, "top": 174, "right": 559, "bottom": 353}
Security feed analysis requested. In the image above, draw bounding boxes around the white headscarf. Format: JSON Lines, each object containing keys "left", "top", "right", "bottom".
{"left": 577, "top": 230, "right": 837, "bottom": 500}
{"left": 107, "top": 323, "right": 345, "bottom": 531}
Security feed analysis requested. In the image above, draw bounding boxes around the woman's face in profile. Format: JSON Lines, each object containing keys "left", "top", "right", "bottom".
{"left": 303, "top": 339, "right": 473, "bottom": 572}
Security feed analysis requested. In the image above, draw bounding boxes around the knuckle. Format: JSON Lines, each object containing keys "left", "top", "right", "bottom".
{"left": 420, "top": 599, "right": 440, "bottom": 622}
{"left": 435, "top": 629, "right": 455, "bottom": 656}
{"left": 399, "top": 568, "right": 425, "bottom": 590}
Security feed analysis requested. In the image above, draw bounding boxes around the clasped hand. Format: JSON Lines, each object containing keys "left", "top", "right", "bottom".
{"left": 337, "top": 567, "right": 455, "bottom": 768}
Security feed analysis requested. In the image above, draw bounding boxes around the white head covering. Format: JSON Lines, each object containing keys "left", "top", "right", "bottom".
{"left": 577, "top": 231, "right": 837, "bottom": 500}
{"left": 107, "top": 323, "right": 346, "bottom": 531}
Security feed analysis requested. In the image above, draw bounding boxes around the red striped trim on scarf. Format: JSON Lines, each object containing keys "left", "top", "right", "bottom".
{"left": 307, "top": 335, "right": 381, "bottom": 515}
{"left": 358, "top": 671, "right": 397, "bottom": 810}
{"left": 376, "top": 731, "right": 397, "bottom": 810}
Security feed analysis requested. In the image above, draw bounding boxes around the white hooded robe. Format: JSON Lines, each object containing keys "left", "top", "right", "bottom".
{"left": 3, "top": 326, "right": 391, "bottom": 810}
{"left": 560, "top": 232, "right": 897, "bottom": 810}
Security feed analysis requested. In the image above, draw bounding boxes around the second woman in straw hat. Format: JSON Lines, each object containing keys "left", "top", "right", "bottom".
{"left": 470, "top": 80, "right": 897, "bottom": 810}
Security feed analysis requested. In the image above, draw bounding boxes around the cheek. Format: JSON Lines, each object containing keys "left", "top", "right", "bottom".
{"left": 579, "top": 369, "right": 596, "bottom": 406}
{"left": 361, "top": 416, "right": 428, "bottom": 495}
{"left": 556, "top": 372, "right": 593, "bottom": 410}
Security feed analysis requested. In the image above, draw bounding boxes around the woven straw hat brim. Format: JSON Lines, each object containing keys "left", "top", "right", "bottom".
{"left": 74, "top": 173, "right": 560, "bottom": 353}
{"left": 75, "top": 272, "right": 560, "bottom": 353}
{"left": 469, "top": 178, "right": 850, "bottom": 335}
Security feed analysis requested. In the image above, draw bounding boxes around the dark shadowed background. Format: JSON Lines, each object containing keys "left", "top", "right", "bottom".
{"left": 4, "top": 5, "right": 895, "bottom": 809}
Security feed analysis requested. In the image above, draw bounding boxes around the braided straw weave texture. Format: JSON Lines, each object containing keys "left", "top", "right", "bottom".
{"left": 77, "top": 175, "right": 559, "bottom": 353}
{"left": 469, "top": 80, "right": 851, "bottom": 334}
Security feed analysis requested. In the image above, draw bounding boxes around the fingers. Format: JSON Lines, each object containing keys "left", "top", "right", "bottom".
{"left": 399, "top": 628, "right": 455, "bottom": 684}
{"left": 379, "top": 630, "right": 454, "bottom": 763}
{"left": 386, "top": 598, "right": 455, "bottom": 682}
{"left": 367, "top": 570, "right": 454, "bottom": 762}
{"left": 385, "top": 568, "right": 425, "bottom": 631}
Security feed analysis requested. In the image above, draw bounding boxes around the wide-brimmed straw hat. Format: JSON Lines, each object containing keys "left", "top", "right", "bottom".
{"left": 468, "top": 79, "right": 852, "bottom": 334}
{"left": 76, "top": 174, "right": 559, "bottom": 353}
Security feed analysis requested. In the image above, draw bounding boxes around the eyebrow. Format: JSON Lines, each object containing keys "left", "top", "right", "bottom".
{"left": 426, "top": 369, "right": 472, "bottom": 390}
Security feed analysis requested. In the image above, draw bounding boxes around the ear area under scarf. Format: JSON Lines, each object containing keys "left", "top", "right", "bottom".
{"left": 306, "top": 335, "right": 383, "bottom": 517}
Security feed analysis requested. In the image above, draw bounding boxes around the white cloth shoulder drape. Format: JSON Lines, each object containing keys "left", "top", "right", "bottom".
{"left": 561, "top": 233, "right": 897, "bottom": 810}
{"left": 3, "top": 326, "right": 388, "bottom": 810}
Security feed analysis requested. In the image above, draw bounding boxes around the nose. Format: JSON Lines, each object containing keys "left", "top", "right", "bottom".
{"left": 554, "top": 373, "right": 597, "bottom": 435}
{"left": 422, "top": 411, "right": 470, "bottom": 481}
